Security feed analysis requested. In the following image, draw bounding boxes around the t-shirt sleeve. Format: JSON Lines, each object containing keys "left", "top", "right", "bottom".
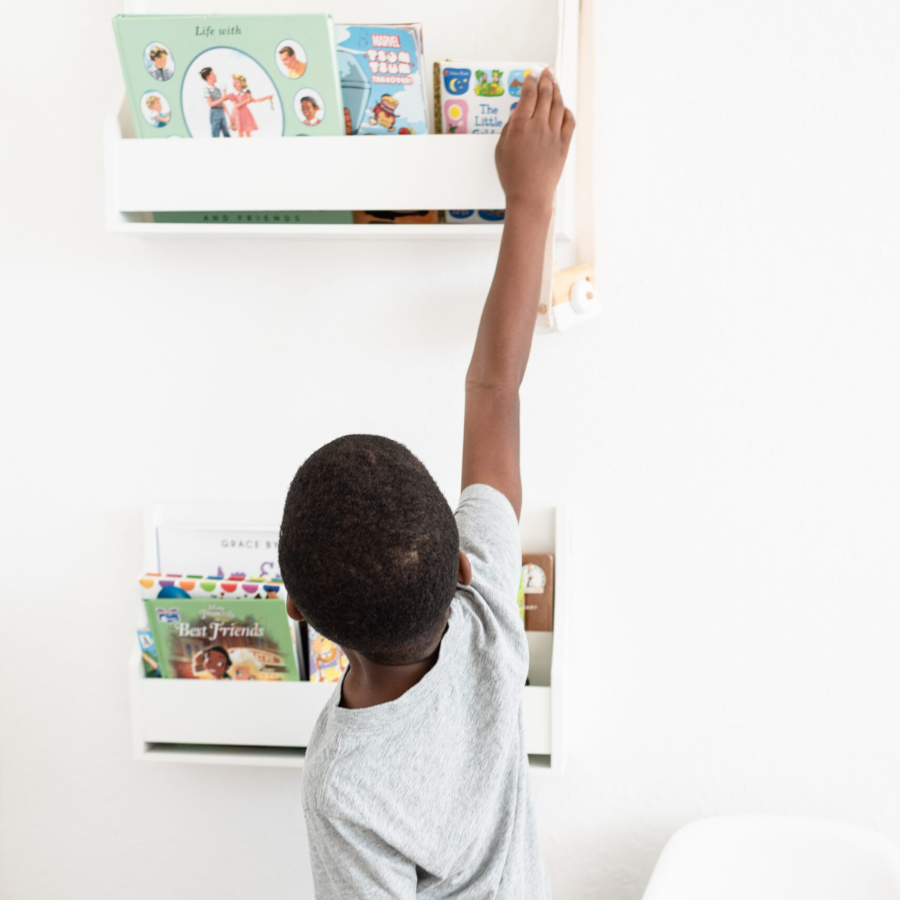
{"left": 454, "top": 484, "right": 527, "bottom": 665}
{"left": 306, "top": 811, "right": 417, "bottom": 899}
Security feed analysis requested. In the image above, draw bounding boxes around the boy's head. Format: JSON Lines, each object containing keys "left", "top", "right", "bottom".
{"left": 149, "top": 46, "right": 168, "bottom": 68}
{"left": 279, "top": 435, "right": 459, "bottom": 665}
{"left": 200, "top": 67, "right": 215, "bottom": 83}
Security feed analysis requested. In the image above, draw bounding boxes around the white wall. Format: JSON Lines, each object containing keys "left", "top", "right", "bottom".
{"left": 2, "top": 0, "right": 900, "bottom": 898}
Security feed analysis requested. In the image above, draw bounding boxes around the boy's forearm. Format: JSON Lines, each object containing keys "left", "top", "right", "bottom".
{"left": 466, "top": 200, "right": 553, "bottom": 390}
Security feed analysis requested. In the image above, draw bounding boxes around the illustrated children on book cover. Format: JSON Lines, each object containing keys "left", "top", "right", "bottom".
{"left": 142, "top": 92, "right": 171, "bottom": 128}
{"left": 226, "top": 74, "right": 274, "bottom": 137}
{"left": 201, "top": 67, "right": 232, "bottom": 137}
{"left": 113, "top": 14, "right": 343, "bottom": 138}
{"left": 144, "top": 43, "right": 174, "bottom": 81}
{"left": 435, "top": 61, "right": 546, "bottom": 223}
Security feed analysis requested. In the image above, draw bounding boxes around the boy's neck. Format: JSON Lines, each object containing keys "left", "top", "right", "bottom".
{"left": 339, "top": 625, "right": 447, "bottom": 710}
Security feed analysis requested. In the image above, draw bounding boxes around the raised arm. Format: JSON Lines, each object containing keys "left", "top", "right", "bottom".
{"left": 461, "top": 69, "right": 575, "bottom": 519}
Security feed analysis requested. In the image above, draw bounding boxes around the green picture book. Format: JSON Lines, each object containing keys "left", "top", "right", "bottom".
{"left": 152, "top": 210, "right": 353, "bottom": 225}
{"left": 143, "top": 595, "right": 299, "bottom": 681}
{"left": 113, "top": 14, "right": 344, "bottom": 139}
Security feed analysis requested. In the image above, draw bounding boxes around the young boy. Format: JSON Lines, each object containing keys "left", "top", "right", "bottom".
{"left": 279, "top": 70, "right": 574, "bottom": 898}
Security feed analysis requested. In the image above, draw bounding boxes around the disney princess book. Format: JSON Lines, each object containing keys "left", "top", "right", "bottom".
{"left": 113, "top": 14, "right": 344, "bottom": 139}
{"left": 140, "top": 575, "right": 299, "bottom": 681}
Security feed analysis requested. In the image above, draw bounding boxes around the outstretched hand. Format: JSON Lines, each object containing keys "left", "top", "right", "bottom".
{"left": 494, "top": 68, "right": 575, "bottom": 213}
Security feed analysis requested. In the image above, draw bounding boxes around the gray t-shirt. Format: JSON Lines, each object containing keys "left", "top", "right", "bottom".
{"left": 302, "top": 484, "right": 550, "bottom": 899}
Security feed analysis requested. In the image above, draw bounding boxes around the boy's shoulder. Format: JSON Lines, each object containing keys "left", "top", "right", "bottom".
{"left": 454, "top": 484, "right": 528, "bottom": 664}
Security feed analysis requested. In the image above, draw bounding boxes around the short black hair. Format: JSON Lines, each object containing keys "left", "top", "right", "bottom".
{"left": 199, "top": 67, "right": 212, "bottom": 81}
{"left": 279, "top": 435, "right": 459, "bottom": 665}
{"left": 204, "top": 646, "right": 230, "bottom": 663}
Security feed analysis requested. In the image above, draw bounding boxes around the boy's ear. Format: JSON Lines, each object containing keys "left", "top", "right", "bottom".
{"left": 458, "top": 551, "right": 473, "bottom": 587}
{"left": 285, "top": 594, "right": 303, "bottom": 622}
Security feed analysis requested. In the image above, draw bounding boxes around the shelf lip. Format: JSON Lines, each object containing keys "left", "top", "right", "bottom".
{"left": 138, "top": 743, "right": 555, "bottom": 772}
{"left": 141, "top": 743, "right": 308, "bottom": 767}
{"left": 110, "top": 221, "right": 506, "bottom": 240}
{"left": 112, "top": 128, "right": 506, "bottom": 212}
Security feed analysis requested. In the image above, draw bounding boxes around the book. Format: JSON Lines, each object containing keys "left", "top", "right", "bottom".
{"left": 336, "top": 25, "right": 429, "bottom": 136}
{"left": 142, "top": 593, "right": 299, "bottom": 680}
{"left": 152, "top": 211, "right": 354, "bottom": 225}
{"left": 521, "top": 553, "right": 554, "bottom": 632}
{"left": 112, "top": 14, "right": 344, "bottom": 139}
{"left": 337, "top": 25, "right": 436, "bottom": 225}
{"left": 307, "top": 623, "right": 348, "bottom": 683}
{"left": 434, "top": 61, "right": 547, "bottom": 223}
{"left": 137, "top": 628, "right": 160, "bottom": 677}
{"left": 139, "top": 573, "right": 288, "bottom": 601}
{"left": 155, "top": 525, "right": 281, "bottom": 581}
{"left": 352, "top": 210, "right": 438, "bottom": 224}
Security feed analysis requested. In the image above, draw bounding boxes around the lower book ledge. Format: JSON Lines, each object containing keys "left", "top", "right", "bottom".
{"left": 132, "top": 662, "right": 556, "bottom": 767}
{"left": 137, "top": 743, "right": 555, "bottom": 774}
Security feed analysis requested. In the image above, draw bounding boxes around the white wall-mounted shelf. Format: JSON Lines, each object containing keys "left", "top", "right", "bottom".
{"left": 105, "top": 0, "right": 585, "bottom": 261}
{"left": 132, "top": 502, "right": 569, "bottom": 775}
{"left": 106, "top": 0, "right": 597, "bottom": 328}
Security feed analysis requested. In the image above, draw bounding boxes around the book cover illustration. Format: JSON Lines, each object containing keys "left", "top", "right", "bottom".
{"left": 307, "top": 623, "right": 348, "bottom": 683}
{"left": 143, "top": 595, "right": 299, "bottom": 680}
{"left": 521, "top": 552, "right": 554, "bottom": 632}
{"left": 336, "top": 25, "right": 428, "bottom": 136}
{"left": 139, "top": 573, "right": 288, "bottom": 601}
{"left": 155, "top": 525, "right": 281, "bottom": 582}
{"left": 113, "top": 14, "right": 343, "bottom": 139}
{"left": 137, "top": 628, "right": 160, "bottom": 677}
{"left": 434, "top": 60, "right": 546, "bottom": 224}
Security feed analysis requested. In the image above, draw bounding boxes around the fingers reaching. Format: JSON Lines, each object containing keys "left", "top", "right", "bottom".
{"left": 549, "top": 78, "right": 565, "bottom": 132}
{"left": 562, "top": 107, "right": 576, "bottom": 144}
{"left": 515, "top": 71, "right": 538, "bottom": 119}
{"left": 533, "top": 67, "right": 554, "bottom": 121}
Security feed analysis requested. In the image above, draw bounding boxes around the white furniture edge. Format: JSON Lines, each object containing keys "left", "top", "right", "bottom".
{"left": 133, "top": 502, "right": 567, "bottom": 774}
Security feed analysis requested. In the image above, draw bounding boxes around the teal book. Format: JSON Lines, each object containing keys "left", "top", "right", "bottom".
{"left": 143, "top": 593, "right": 299, "bottom": 681}
{"left": 113, "top": 14, "right": 344, "bottom": 138}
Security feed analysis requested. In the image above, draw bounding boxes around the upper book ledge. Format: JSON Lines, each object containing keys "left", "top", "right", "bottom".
{"left": 105, "top": 0, "right": 597, "bottom": 330}
{"left": 105, "top": 0, "right": 581, "bottom": 242}
{"left": 106, "top": 110, "right": 510, "bottom": 240}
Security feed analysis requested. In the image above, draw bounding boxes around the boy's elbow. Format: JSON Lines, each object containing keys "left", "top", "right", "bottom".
{"left": 465, "top": 359, "right": 524, "bottom": 395}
